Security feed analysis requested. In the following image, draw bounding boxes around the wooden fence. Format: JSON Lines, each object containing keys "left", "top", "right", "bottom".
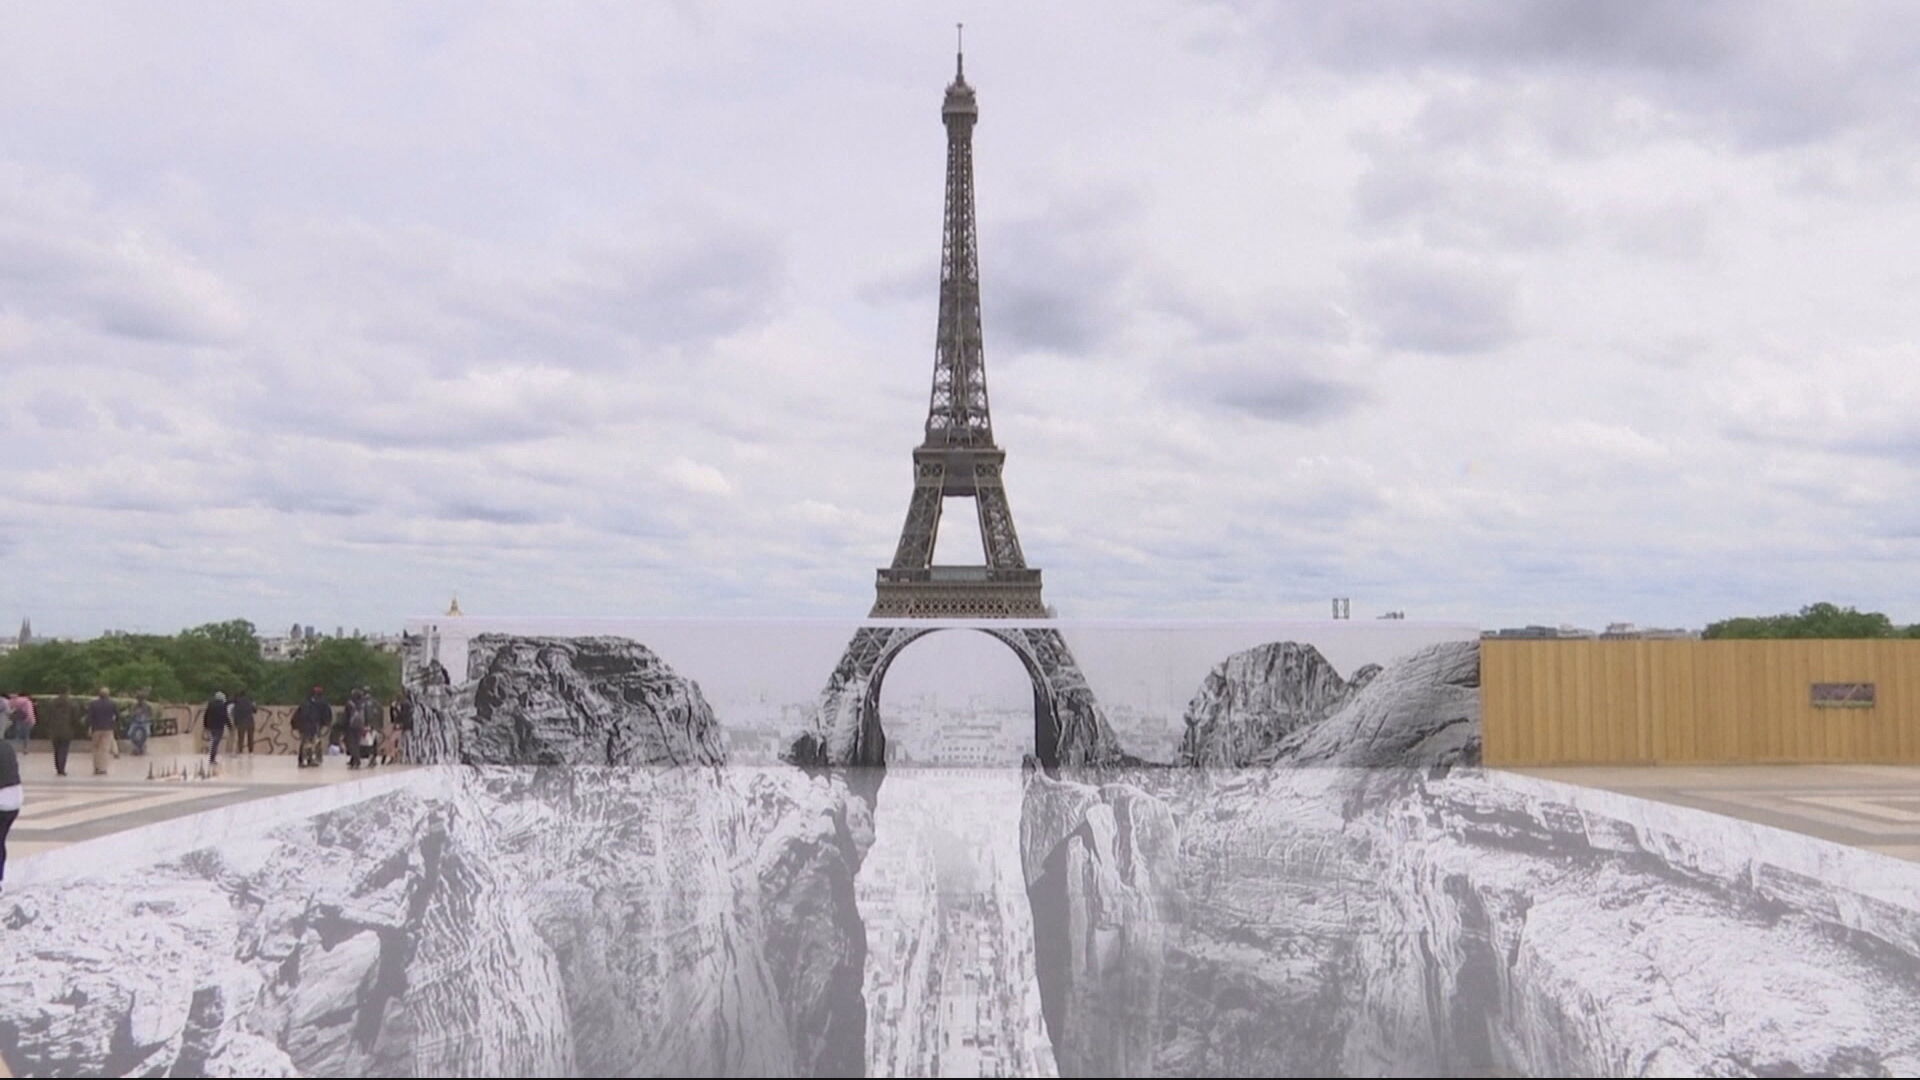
{"left": 1482, "top": 639, "right": 1920, "bottom": 766}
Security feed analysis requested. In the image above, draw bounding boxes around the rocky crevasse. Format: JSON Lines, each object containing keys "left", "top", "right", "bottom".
{"left": 1024, "top": 639, "right": 1920, "bottom": 1077}
{"left": 0, "top": 635, "right": 870, "bottom": 1078}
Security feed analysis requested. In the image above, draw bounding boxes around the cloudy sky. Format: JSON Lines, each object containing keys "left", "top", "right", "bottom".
{"left": 3, "top": 2, "right": 1918, "bottom": 638}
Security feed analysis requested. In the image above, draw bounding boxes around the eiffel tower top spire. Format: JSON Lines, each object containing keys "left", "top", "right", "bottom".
{"left": 927, "top": 23, "right": 990, "bottom": 449}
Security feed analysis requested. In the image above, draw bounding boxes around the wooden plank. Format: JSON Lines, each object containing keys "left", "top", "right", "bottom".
{"left": 1539, "top": 643, "right": 1561, "bottom": 764}
{"left": 1777, "top": 639, "right": 1797, "bottom": 761}
{"left": 1899, "top": 640, "right": 1916, "bottom": 761}
{"left": 1671, "top": 642, "right": 1697, "bottom": 762}
{"left": 1827, "top": 639, "right": 1847, "bottom": 761}
{"left": 1573, "top": 643, "right": 1593, "bottom": 763}
{"left": 1643, "top": 638, "right": 1658, "bottom": 757}
{"left": 1509, "top": 642, "right": 1536, "bottom": 765}
{"left": 1699, "top": 641, "right": 1722, "bottom": 761}
{"left": 1482, "top": 642, "right": 1510, "bottom": 765}
{"left": 1594, "top": 642, "right": 1614, "bottom": 762}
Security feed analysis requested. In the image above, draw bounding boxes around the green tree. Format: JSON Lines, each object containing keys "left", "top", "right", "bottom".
{"left": 289, "top": 638, "right": 400, "bottom": 703}
{"left": 1702, "top": 616, "right": 1781, "bottom": 639}
{"left": 0, "top": 641, "right": 103, "bottom": 694}
{"left": 165, "top": 620, "right": 267, "bottom": 699}
{"left": 99, "top": 657, "right": 186, "bottom": 701}
{"left": 185, "top": 619, "right": 262, "bottom": 658}
{"left": 0, "top": 621, "right": 412, "bottom": 705}
{"left": 1705, "top": 602, "right": 1898, "bottom": 639}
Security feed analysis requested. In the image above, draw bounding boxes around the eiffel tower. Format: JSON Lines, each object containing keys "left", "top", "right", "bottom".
{"left": 792, "top": 39, "right": 1125, "bottom": 772}
{"left": 871, "top": 36, "right": 1045, "bottom": 619}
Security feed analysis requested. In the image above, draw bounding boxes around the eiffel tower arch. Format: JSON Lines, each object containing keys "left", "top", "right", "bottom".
{"left": 793, "top": 624, "right": 1124, "bottom": 770}
{"left": 794, "top": 45, "right": 1125, "bottom": 772}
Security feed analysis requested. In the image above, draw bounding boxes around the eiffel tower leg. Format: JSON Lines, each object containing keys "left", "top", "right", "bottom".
{"left": 889, "top": 463, "right": 946, "bottom": 570}
{"left": 1031, "top": 677, "right": 1059, "bottom": 771}
{"left": 971, "top": 465, "right": 1027, "bottom": 569}
{"left": 985, "top": 627, "right": 1126, "bottom": 769}
{"left": 789, "top": 626, "right": 931, "bottom": 767}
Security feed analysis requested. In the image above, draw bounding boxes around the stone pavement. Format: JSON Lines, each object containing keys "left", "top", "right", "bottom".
{"left": 5, "top": 735, "right": 409, "bottom": 861}
{"left": 1512, "top": 762, "right": 1920, "bottom": 863}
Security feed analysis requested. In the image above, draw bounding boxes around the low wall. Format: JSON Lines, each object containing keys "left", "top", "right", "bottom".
{"left": 15, "top": 702, "right": 310, "bottom": 755}
{"left": 149, "top": 703, "right": 304, "bottom": 754}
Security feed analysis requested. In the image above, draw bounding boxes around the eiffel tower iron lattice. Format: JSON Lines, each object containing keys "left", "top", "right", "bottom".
{"left": 786, "top": 44, "right": 1129, "bottom": 773}
{"left": 871, "top": 42, "right": 1045, "bottom": 620}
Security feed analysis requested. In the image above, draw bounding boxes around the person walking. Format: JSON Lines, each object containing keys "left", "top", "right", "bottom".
{"left": 43, "top": 690, "right": 78, "bottom": 777}
{"left": 231, "top": 689, "right": 257, "bottom": 754}
{"left": 0, "top": 736, "right": 20, "bottom": 894}
{"left": 345, "top": 688, "right": 370, "bottom": 769}
{"left": 294, "top": 686, "right": 329, "bottom": 768}
{"left": 360, "top": 687, "right": 386, "bottom": 767}
{"left": 86, "top": 687, "right": 119, "bottom": 776}
{"left": 4, "top": 691, "right": 31, "bottom": 755}
{"left": 126, "top": 691, "right": 153, "bottom": 756}
{"left": 203, "top": 691, "right": 230, "bottom": 769}
{"left": 329, "top": 695, "right": 348, "bottom": 758}
{"left": 386, "top": 689, "right": 413, "bottom": 764}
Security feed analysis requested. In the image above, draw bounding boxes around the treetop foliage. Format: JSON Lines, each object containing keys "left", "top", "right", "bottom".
{"left": 0, "top": 620, "right": 400, "bottom": 705}
{"left": 1703, "top": 602, "right": 1920, "bottom": 640}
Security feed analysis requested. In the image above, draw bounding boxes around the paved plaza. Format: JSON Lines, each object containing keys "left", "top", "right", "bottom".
{"left": 6, "top": 736, "right": 407, "bottom": 861}
{"left": 1515, "top": 762, "right": 1920, "bottom": 864}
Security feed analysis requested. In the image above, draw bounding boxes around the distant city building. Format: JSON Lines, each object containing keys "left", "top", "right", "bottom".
{"left": 1599, "top": 622, "right": 1700, "bottom": 640}
{"left": 17, "top": 617, "right": 30, "bottom": 646}
{"left": 259, "top": 635, "right": 307, "bottom": 661}
{"left": 1484, "top": 625, "right": 1600, "bottom": 640}
{"left": 364, "top": 633, "right": 406, "bottom": 655}
{"left": 881, "top": 701, "right": 1041, "bottom": 767}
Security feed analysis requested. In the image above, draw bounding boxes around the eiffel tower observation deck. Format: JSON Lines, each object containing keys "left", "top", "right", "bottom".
{"left": 873, "top": 39, "right": 1047, "bottom": 619}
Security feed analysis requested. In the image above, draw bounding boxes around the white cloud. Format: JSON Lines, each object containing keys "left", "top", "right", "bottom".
{"left": 663, "top": 458, "right": 734, "bottom": 497}
{"left": 0, "top": 3, "right": 1915, "bottom": 637}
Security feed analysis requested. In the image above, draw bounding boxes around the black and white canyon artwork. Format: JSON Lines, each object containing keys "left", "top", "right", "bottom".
{"left": 6, "top": 619, "right": 1920, "bottom": 1077}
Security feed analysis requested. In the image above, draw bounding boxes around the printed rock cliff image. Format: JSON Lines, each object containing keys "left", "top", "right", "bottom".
{"left": 1022, "top": 639, "right": 1920, "bottom": 1077}
{"left": 0, "top": 636, "right": 871, "bottom": 1078}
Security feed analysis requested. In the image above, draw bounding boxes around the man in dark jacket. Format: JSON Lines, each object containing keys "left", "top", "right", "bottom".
{"left": 203, "top": 691, "right": 230, "bottom": 767}
{"left": 44, "top": 689, "right": 80, "bottom": 777}
{"left": 231, "top": 690, "right": 258, "bottom": 755}
{"left": 86, "top": 688, "right": 119, "bottom": 776}
{"left": 294, "top": 686, "right": 331, "bottom": 768}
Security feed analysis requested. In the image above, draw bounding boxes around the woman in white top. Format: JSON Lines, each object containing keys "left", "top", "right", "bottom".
{"left": 0, "top": 737, "right": 21, "bottom": 892}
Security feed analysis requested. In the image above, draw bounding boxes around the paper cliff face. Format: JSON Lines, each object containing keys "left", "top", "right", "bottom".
{"left": 8, "top": 618, "right": 1920, "bottom": 1078}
